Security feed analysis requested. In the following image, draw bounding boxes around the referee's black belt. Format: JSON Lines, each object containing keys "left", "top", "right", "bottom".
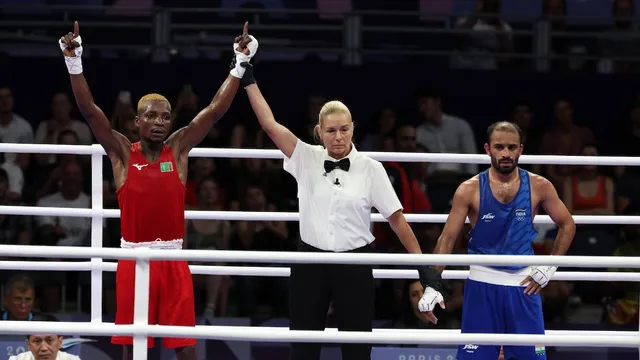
{"left": 297, "top": 240, "right": 373, "bottom": 253}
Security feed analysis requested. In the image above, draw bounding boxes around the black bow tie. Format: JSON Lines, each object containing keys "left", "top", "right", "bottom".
{"left": 324, "top": 158, "right": 350, "bottom": 173}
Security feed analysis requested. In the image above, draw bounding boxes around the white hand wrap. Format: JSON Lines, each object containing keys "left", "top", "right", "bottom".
{"left": 529, "top": 265, "right": 557, "bottom": 288}
{"left": 230, "top": 35, "right": 259, "bottom": 78}
{"left": 59, "top": 35, "right": 84, "bottom": 75}
{"left": 418, "top": 287, "right": 444, "bottom": 312}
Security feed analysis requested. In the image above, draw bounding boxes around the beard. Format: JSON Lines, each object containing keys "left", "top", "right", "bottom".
{"left": 491, "top": 156, "right": 518, "bottom": 174}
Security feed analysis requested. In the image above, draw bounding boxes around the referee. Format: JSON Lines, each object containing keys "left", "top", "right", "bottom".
{"left": 239, "top": 63, "right": 447, "bottom": 360}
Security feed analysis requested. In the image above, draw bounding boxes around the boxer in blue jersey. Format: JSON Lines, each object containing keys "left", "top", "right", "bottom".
{"left": 416, "top": 121, "right": 575, "bottom": 360}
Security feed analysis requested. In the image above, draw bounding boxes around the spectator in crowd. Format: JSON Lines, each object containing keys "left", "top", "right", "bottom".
{"left": 562, "top": 144, "right": 615, "bottom": 216}
{"left": 605, "top": 207, "right": 640, "bottom": 325}
{"left": 11, "top": 313, "right": 81, "bottom": 360}
{"left": 0, "top": 153, "right": 24, "bottom": 203}
{"left": 0, "top": 168, "right": 32, "bottom": 250}
{"left": 359, "top": 107, "right": 398, "bottom": 151}
{"left": 374, "top": 125, "right": 432, "bottom": 252}
{"left": 509, "top": 102, "right": 542, "bottom": 173}
{"left": 0, "top": 86, "right": 33, "bottom": 170}
{"left": 452, "top": 0, "right": 514, "bottom": 70}
{"left": 185, "top": 157, "right": 221, "bottom": 208}
{"left": 32, "top": 130, "right": 91, "bottom": 202}
{"left": 510, "top": 102, "right": 541, "bottom": 157}
{"left": 539, "top": 100, "right": 595, "bottom": 195}
{"left": 2, "top": 275, "right": 35, "bottom": 321}
{"left": 35, "top": 161, "right": 90, "bottom": 247}
{"left": 186, "top": 178, "right": 231, "bottom": 317}
{"left": 298, "top": 92, "right": 327, "bottom": 144}
{"left": 415, "top": 90, "right": 477, "bottom": 211}
{"left": 598, "top": 0, "right": 640, "bottom": 74}
{"left": 615, "top": 99, "right": 640, "bottom": 213}
{"left": 35, "top": 161, "right": 90, "bottom": 313}
{"left": 234, "top": 184, "right": 289, "bottom": 316}
{"left": 173, "top": 84, "right": 200, "bottom": 130}
{"left": 34, "top": 92, "right": 91, "bottom": 166}
{"left": 541, "top": 0, "right": 575, "bottom": 71}
{"left": 109, "top": 91, "right": 138, "bottom": 144}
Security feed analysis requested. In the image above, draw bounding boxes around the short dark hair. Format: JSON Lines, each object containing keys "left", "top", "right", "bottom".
{"left": 486, "top": 121, "right": 524, "bottom": 144}
{"left": 415, "top": 88, "right": 442, "bottom": 101}
{"left": 56, "top": 129, "right": 79, "bottom": 144}
{"left": 4, "top": 274, "right": 34, "bottom": 296}
{"left": 195, "top": 177, "right": 217, "bottom": 195}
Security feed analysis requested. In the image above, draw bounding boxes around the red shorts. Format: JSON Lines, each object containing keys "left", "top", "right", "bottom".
{"left": 111, "top": 259, "right": 196, "bottom": 348}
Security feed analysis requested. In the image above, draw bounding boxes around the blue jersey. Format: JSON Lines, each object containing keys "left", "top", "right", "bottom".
{"left": 468, "top": 168, "right": 538, "bottom": 270}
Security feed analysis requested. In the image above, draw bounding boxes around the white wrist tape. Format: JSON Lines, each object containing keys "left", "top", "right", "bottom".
{"left": 59, "top": 36, "right": 84, "bottom": 75}
{"left": 529, "top": 265, "right": 557, "bottom": 288}
{"left": 230, "top": 35, "right": 259, "bottom": 78}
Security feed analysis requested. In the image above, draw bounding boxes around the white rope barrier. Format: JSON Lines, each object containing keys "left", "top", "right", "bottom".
{"left": 0, "top": 322, "right": 636, "bottom": 347}
{"left": 3, "top": 143, "right": 638, "bottom": 357}
{"left": 0, "top": 143, "right": 95, "bottom": 155}
{"left": 2, "top": 260, "right": 638, "bottom": 282}
{"left": 0, "top": 244, "right": 638, "bottom": 268}
{"left": 1, "top": 142, "right": 640, "bottom": 165}
{"left": 3, "top": 205, "right": 640, "bottom": 224}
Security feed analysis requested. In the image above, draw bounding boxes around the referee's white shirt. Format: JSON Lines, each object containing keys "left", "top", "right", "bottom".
{"left": 284, "top": 139, "right": 403, "bottom": 252}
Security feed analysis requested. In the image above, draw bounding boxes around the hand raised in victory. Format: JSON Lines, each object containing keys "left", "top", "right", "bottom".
{"left": 234, "top": 21, "right": 258, "bottom": 58}
{"left": 230, "top": 22, "right": 259, "bottom": 80}
{"left": 59, "top": 21, "right": 82, "bottom": 57}
{"left": 59, "top": 21, "right": 84, "bottom": 74}
{"left": 234, "top": 22, "right": 252, "bottom": 56}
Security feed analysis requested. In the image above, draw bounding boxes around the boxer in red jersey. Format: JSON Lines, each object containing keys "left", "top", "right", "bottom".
{"left": 59, "top": 21, "right": 258, "bottom": 360}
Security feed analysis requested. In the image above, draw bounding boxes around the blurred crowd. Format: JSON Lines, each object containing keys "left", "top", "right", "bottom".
{"left": 1, "top": 0, "right": 640, "bottom": 338}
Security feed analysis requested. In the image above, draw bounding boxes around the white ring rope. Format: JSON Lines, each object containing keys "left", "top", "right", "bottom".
{"left": 0, "top": 142, "right": 639, "bottom": 165}
{"left": 0, "top": 244, "right": 637, "bottom": 268}
{"left": 2, "top": 205, "right": 640, "bottom": 224}
{"left": 1, "top": 142, "right": 638, "bottom": 354}
{"left": 0, "top": 321, "right": 637, "bottom": 347}
{"left": 1, "top": 260, "right": 636, "bottom": 281}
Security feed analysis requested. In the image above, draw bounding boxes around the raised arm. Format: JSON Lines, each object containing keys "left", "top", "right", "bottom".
{"left": 60, "top": 21, "right": 128, "bottom": 160}
{"left": 235, "top": 58, "right": 298, "bottom": 158}
{"left": 169, "top": 22, "right": 257, "bottom": 154}
{"left": 244, "top": 84, "right": 298, "bottom": 158}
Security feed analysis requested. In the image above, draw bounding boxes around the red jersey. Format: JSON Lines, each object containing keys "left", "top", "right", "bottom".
{"left": 116, "top": 142, "right": 185, "bottom": 243}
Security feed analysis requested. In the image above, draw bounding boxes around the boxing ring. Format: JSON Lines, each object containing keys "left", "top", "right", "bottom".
{"left": 1, "top": 142, "right": 640, "bottom": 360}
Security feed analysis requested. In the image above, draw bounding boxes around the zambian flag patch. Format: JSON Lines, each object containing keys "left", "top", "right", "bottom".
{"left": 160, "top": 162, "right": 173, "bottom": 173}
{"left": 535, "top": 345, "right": 546, "bottom": 355}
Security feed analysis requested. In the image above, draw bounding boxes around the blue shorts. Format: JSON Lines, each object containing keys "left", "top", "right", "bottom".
{"left": 457, "top": 279, "right": 547, "bottom": 360}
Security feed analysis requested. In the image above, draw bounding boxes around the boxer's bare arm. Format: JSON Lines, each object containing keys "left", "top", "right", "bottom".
{"left": 432, "top": 178, "right": 475, "bottom": 273}
{"left": 533, "top": 174, "right": 575, "bottom": 256}
{"left": 63, "top": 21, "right": 131, "bottom": 187}
{"left": 167, "top": 74, "right": 240, "bottom": 182}
{"left": 69, "top": 74, "right": 130, "bottom": 159}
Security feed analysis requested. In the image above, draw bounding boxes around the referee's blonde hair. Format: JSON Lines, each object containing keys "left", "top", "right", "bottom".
{"left": 319, "top": 100, "right": 352, "bottom": 123}
{"left": 314, "top": 100, "right": 353, "bottom": 145}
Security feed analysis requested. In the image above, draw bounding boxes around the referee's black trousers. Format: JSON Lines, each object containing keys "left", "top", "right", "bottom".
{"left": 289, "top": 241, "right": 374, "bottom": 360}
